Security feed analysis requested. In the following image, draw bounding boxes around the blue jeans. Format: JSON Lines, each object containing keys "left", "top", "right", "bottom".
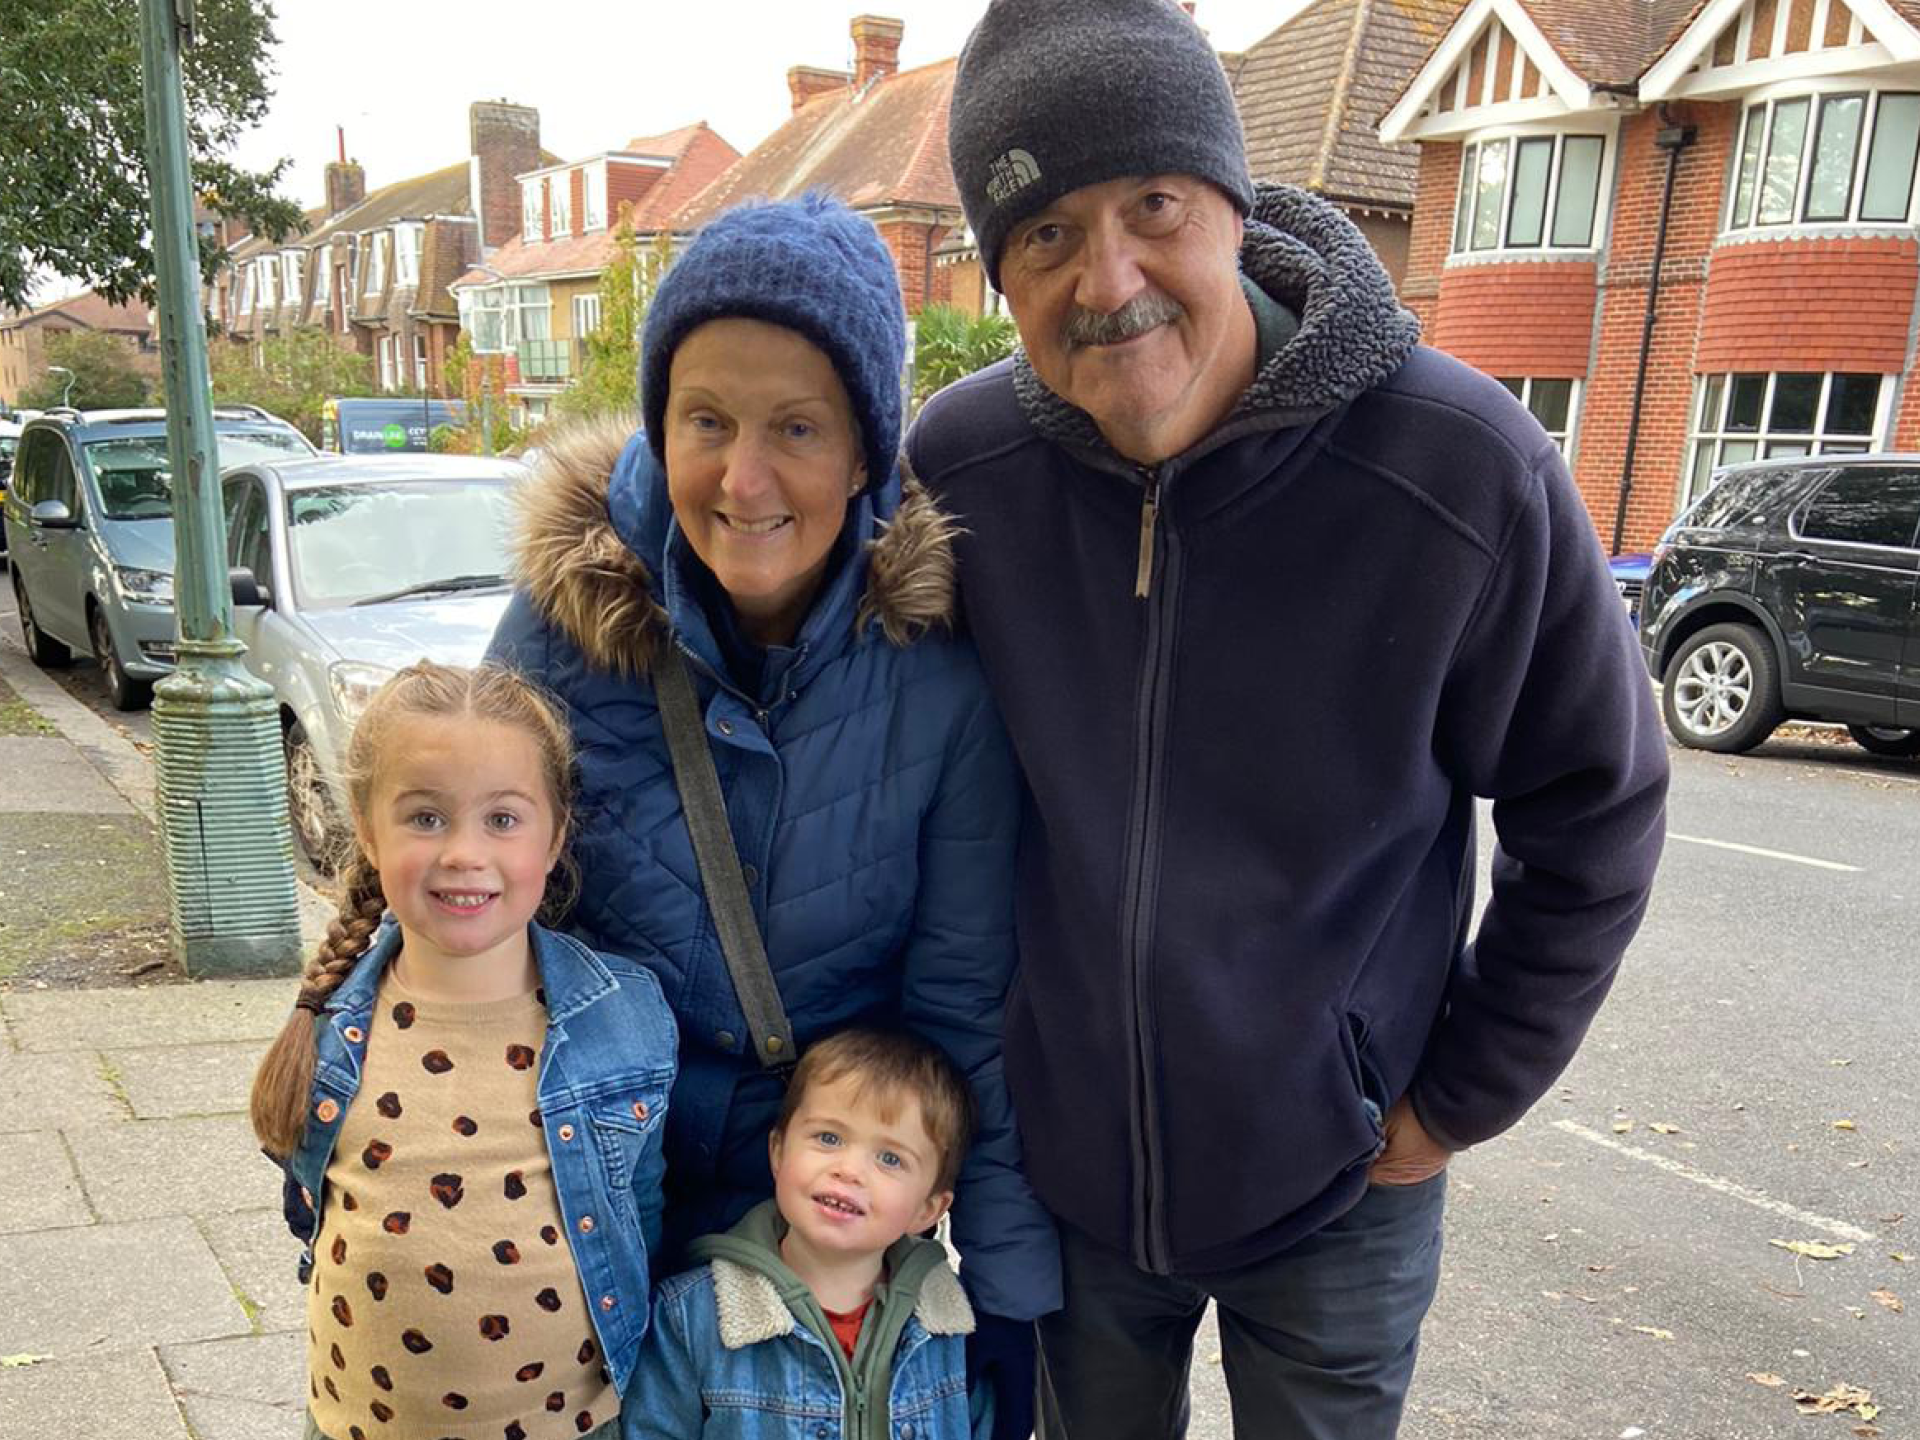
{"left": 1036, "top": 1173, "right": 1447, "bottom": 1440}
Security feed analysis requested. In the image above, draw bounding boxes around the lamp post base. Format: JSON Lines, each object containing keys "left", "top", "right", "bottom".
{"left": 152, "top": 655, "right": 304, "bottom": 977}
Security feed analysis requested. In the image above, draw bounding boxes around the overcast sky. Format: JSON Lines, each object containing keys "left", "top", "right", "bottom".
{"left": 225, "top": 0, "right": 1312, "bottom": 212}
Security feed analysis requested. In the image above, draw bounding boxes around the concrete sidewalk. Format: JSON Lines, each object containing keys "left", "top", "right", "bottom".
{"left": 0, "top": 637, "right": 329, "bottom": 1437}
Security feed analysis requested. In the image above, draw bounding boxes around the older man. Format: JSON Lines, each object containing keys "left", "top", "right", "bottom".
{"left": 906, "top": 0, "right": 1669, "bottom": 1436}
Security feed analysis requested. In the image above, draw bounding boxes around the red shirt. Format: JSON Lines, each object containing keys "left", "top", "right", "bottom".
{"left": 822, "top": 1297, "right": 872, "bottom": 1360}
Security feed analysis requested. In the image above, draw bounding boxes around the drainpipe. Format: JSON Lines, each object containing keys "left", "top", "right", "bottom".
{"left": 1611, "top": 108, "right": 1697, "bottom": 555}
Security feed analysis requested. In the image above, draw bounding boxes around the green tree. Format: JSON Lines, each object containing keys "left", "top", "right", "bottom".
{"left": 911, "top": 305, "right": 1018, "bottom": 408}
{"left": 19, "top": 329, "right": 153, "bottom": 408}
{"left": 549, "top": 220, "right": 674, "bottom": 426}
{"left": 0, "top": 0, "right": 303, "bottom": 311}
{"left": 433, "top": 333, "right": 526, "bottom": 456}
{"left": 207, "top": 328, "right": 373, "bottom": 443}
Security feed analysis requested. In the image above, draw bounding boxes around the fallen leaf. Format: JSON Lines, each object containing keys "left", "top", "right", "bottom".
{"left": 1853, "top": 1427, "right": 1882, "bottom": 1438}
{"left": 1611, "top": 1119, "right": 1633, "bottom": 1134}
{"left": 1771, "top": 1239, "right": 1856, "bottom": 1260}
{"left": 1632, "top": 1325, "right": 1675, "bottom": 1340}
{"left": 1831, "top": 1058, "right": 1853, "bottom": 1067}
{"left": 1846, "top": 1307, "right": 1867, "bottom": 1319}
{"left": 1891, "top": 1253, "right": 1914, "bottom": 1264}
{"left": 1870, "top": 1288, "right": 1903, "bottom": 1313}
{"left": 1792, "top": 1384, "right": 1876, "bottom": 1419}
{"left": 1648, "top": 1122, "right": 1682, "bottom": 1135}
{"left": 0, "top": 1354, "right": 50, "bottom": 1369}
{"left": 1834, "top": 1119, "right": 1858, "bottom": 1131}
{"left": 1748, "top": 1372, "right": 1786, "bottom": 1387}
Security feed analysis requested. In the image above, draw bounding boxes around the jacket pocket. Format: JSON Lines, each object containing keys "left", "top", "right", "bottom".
{"left": 1338, "top": 1009, "right": 1388, "bottom": 1149}
{"left": 588, "top": 1082, "right": 670, "bottom": 1191}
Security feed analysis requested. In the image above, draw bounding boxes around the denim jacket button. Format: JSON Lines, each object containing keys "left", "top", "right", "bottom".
{"left": 578, "top": 1215, "right": 595, "bottom": 1234}
{"left": 313, "top": 1099, "right": 338, "bottom": 1124}
{"left": 342, "top": 1025, "right": 364, "bottom": 1044}
{"left": 631, "top": 1100, "right": 649, "bottom": 1122}
{"left": 557, "top": 1123, "right": 575, "bottom": 1142}
{"left": 717, "top": 718, "right": 734, "bottom": 736}
{"left": 901, "top": 1426, "right": 915, "bottom": 1440}
{"left": 600, "top": 1293, "right": 615, "bottom": 1310}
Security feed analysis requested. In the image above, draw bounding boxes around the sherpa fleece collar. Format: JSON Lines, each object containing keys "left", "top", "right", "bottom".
{"left": 510, "top": 413, "right": 960, "bottom": 680}
{"left": 1012, "top": 182, "right": 1422, "bottom": 460}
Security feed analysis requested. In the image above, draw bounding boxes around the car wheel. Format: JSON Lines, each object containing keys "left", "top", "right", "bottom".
{"left": 1845, "top": 724, "right": 1920, "bottom": 758}
{"left": 89, "top": 605, "right": 151, "bottom": 711}
{"left": 11, "top": 566, "right": 70, "bottom": 667}
{"left": 284, "top": 721, "right": 345, "bottom": 873}
{"left": 1660, "top": 622, "right": 1784, "bottom": 753}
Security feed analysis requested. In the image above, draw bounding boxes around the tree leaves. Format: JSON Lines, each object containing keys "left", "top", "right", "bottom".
{"left": 0, "top": 0, "right": 302, "bottom": 309}
{"left": 1770, "top": 1239, "right": 1856, "bottom": 1260}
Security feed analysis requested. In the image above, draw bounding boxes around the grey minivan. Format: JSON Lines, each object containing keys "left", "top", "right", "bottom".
{"left": 2, "top": 407, "right": 314, "bottom": 707}
{"left": 218, "top": 452, "right": 524, "bottom": 865}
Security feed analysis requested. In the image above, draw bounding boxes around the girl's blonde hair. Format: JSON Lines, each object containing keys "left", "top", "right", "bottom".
{"left": 249, "top": 661, "right": 577, "bottom": 1157}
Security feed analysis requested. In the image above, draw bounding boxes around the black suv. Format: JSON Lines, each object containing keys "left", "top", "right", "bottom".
{"left": 1639, "top": 455, "right": 1920, "bottom": 756}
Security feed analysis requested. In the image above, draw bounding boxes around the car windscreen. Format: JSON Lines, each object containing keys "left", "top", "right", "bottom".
{"left": 285, "top": 479, "right": 514, "bottom": 611}
{"left": 83, "top": 430, "right": 312, "bottom": 520}
{"left": 0, "top": 437, "right": 16, "bottom": 459}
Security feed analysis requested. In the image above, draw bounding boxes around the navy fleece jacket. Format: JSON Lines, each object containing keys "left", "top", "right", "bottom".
{"left": 907, "top": 185, "right": 1669, "bottom": 1276}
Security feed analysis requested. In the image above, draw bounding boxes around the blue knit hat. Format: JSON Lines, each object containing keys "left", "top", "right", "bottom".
{"left": 640, "top": 194, "right": 907, "bottom": 480}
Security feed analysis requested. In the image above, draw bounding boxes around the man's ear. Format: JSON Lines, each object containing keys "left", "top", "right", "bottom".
{"left": 912, "top": 1188, "right": 954, "bottom": 1234}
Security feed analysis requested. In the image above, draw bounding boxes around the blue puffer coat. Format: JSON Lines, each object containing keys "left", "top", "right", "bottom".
{"left": 487, "top": 416, "right": 1060, "bottom": 1324}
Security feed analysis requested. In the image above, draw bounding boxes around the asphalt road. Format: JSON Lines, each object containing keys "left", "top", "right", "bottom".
{"left": 5, "top": 563, "right": 1913, "bottom": 1437}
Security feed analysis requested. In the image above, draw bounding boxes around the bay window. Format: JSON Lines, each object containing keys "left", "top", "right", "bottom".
{"left": 1727, "top": 90, "right": 1920, "bottom": 230}
{"left": 1684, "top": 371, "right": 1885, "bottom": 505}
{"left": 1452, "top": 131, "right": 1608, "bottom": 255}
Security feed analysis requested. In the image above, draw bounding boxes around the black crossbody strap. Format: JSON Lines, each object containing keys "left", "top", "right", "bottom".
{"left": 653, "top": 649, "right": 795, "bottom": 1070}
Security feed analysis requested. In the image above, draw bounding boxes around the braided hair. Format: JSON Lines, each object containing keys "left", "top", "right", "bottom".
{"left": 249, "top": 662, "right": 578, "bottom": 1158}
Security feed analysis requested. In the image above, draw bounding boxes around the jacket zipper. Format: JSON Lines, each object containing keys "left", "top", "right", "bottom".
{"left": 1121, "top": 459, "right": 1177, "bottom": 1272}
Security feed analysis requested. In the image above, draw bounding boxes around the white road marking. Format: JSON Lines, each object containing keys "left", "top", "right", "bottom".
{"left": 1667, "top": 832, "right": 1861, "bottom": 873}
{"left": 1552, "top": 1120, "right": 1877, "bottom": 1243}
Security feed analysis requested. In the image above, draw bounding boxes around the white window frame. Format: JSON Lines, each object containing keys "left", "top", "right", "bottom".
{"left": 522, "top": 179, "right": 543, "bottom": 243}
{"left": 583, "top": 161, "right": 607, "bottom": 232}
{"left": 1723, "top": 83, "right": 1920, "bottom": 234}
{"left": 550, "top": 176, "right": 573, "bottom": 238}
{"left": 376, "top": 334, "right": 397, "bottom": 392}
{"left": 1683, "top": 370, "right": 1890, "bottom": 507}
{"left": 413, "top": 332, "right": 429, "bottom": 389}
{"left": 459, "top": 285, "right": 508, "bottom": 354}
{"left": 504, "top": 283, "right": 551, "bottom": 348}
{"left": 1449, "top": 121, "right": 1617, "bottom": 259}
{"left": 393, "top": 223, "right": 424, "bottom": 287}
{"left": 1496, "top": 376, "right": 1581, "bottom": 456}
{"left": 235, "top": 264, "right": 253, "bottom": 316}
{"left": 572, "top": 292, "right": 603, "bottom": 340}
{"left": 280, "top": 249, "right": 306, "bottom": 309}
{"left": 363, "top": 231, "right": 387, "bottom": 296}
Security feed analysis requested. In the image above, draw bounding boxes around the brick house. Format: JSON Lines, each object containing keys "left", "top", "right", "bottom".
{"left": 1384, "top": 0, "right": 1920, "bottom": 551}
{"left": 676, "top": 15, "right": 964, "bottom": 314}
{"left": 1, "top": 291, "right": 158, "bottom": 406}
{"left": 448, "top": 123, "right": 740, "bottom": 421}
{"left": 1228, "top": 0, "right": 1463, "bottom": 286}
{"left": 212, "top": 102, "right": 552, "bottom": 398}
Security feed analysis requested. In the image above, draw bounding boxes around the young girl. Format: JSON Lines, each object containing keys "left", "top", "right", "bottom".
{"left": 250, "top": 661, "right": 677, "bottom": 1440}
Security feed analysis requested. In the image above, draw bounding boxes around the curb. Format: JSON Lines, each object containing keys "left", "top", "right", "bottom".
{"left": 0, "top": 627, "right": 335, "bottom": 948}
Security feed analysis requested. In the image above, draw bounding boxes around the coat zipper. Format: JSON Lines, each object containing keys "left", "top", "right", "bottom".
{"left": 1121, "top": 459, "right": 1177, "bottom": 1272}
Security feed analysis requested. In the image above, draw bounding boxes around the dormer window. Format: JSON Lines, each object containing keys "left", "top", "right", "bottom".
{"left": 550, "top": 176, "right": 572, "bottom": 238}
{"left": 583, "top": 163, "right": 607, "bottom": 232}
{"left": 363, "top": 230, "right": 387, "bottom": 295}
{"left": 281, "top": 250, "right": 305, "bottom": 308}
{"left": 523, "top": 179, "right": 542, "bottom": 242}
{"left": 1451, "top": 130, "right": 1608, "bottom": 256}
{"left": 393, "top": 223, "right": 423, "bottom": 287}
{"left": 1725, "top": 89, "right": 1920, "bottom": 232}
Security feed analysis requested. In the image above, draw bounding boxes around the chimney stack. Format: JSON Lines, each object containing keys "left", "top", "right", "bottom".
{"left": 850, "top": 15, "right": 903, "bottom": 90}
{"left": 468, "top": 100, "right": 542, "bottom": 251}
{"left": 788, "top": 65, "right": 852, "bottom": 112}
{"left": 325, "top": 158, "right": 366, "bottom": 218}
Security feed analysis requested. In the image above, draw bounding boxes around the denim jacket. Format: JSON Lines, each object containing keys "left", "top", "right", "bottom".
{"left": 625, "top": 1201, "right": 986, "bottom": 1440}
{"left": 277, "top": 922, "right": 678, "bottom": 1394}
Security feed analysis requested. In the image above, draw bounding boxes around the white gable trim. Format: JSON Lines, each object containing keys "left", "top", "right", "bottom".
{"left": 1382, "top": 0, "right": 1593, "bottom": 142}
{"left": 1642, "top": 0, "right": 1920, "bottom": 98}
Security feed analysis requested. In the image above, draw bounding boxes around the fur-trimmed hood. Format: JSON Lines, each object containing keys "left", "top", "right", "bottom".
{"left": 511, "top": 413, "right": 960, "bottom": 680}
{"left": 1013, "top": 182, "right": 1423, "bottom": 459}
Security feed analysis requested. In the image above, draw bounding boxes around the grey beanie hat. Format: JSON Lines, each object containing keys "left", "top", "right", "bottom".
{"left": 949, "top": 0, "right": 1256, "bottom": 290}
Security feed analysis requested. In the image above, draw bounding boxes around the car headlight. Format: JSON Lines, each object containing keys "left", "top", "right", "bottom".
{"left": 113, "top": 566, "right": 174, "bottom": 606}
{"left": 328, "top": 661, "right": 396, "bottom": 727}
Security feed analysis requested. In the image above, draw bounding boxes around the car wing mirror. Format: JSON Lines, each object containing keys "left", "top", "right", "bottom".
{"left": 229, "top": 566, "right": 272, "bottom": 609}
{"left": 29, "top": 499, "right": 77, "bottom": 529}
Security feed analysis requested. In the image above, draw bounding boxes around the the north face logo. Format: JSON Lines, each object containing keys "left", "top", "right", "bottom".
{"left": 987, "top": 148, "right": 1041, "bottom": 204}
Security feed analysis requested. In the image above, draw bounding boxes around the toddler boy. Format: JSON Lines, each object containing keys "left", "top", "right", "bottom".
{"left": 627, "top": 1028, "right": 987, "bottom": 1439}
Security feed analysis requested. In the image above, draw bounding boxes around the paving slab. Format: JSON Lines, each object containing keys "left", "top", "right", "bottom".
{"left": 2, "top": 978, "right": 294, "bottom": 1053}
{"left": 0, "top": 813, "right": 171, "bottom": 981}
{"left": 202, "top": 1208, "right": 309, "bottom": 1336}
{"left": 108, "top": 1039, "right": 267, "bottom": 1119}
{"left": 0, "top": 1129, "right": 92, "bottom": 1233}
{"left": 0, "top": 1347, "right": 190, "bottom": 1440}
{"left": 0, "top": 735, "right": 135, "bottom": 814}
{"left": 159, "top": 1331, "right": 305, "bottom": 1440}
{"left": 0, "top": 1047, "right": 123, "bottom": 1131}
{"left": 65, "top": 1113, "right": 281, "bottom": 1221}
{"left": 0, "top": 1216, "right": 249, "bottom": 1356}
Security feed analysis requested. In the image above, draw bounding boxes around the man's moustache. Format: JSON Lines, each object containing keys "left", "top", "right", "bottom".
{"left": 1063, "top": 293, "right": 1185, "bottom": 347}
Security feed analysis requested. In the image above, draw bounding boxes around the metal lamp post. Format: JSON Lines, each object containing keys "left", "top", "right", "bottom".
{"left": 140, "top": 0, "right": 302, "bottom": 974}
{"left": 46, "top": 365, "right": 76, "bottom": 407}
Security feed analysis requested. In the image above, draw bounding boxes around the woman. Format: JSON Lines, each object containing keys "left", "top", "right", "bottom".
{"left": 488, "top": 195, "right": 1057, "bottom": 1430}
